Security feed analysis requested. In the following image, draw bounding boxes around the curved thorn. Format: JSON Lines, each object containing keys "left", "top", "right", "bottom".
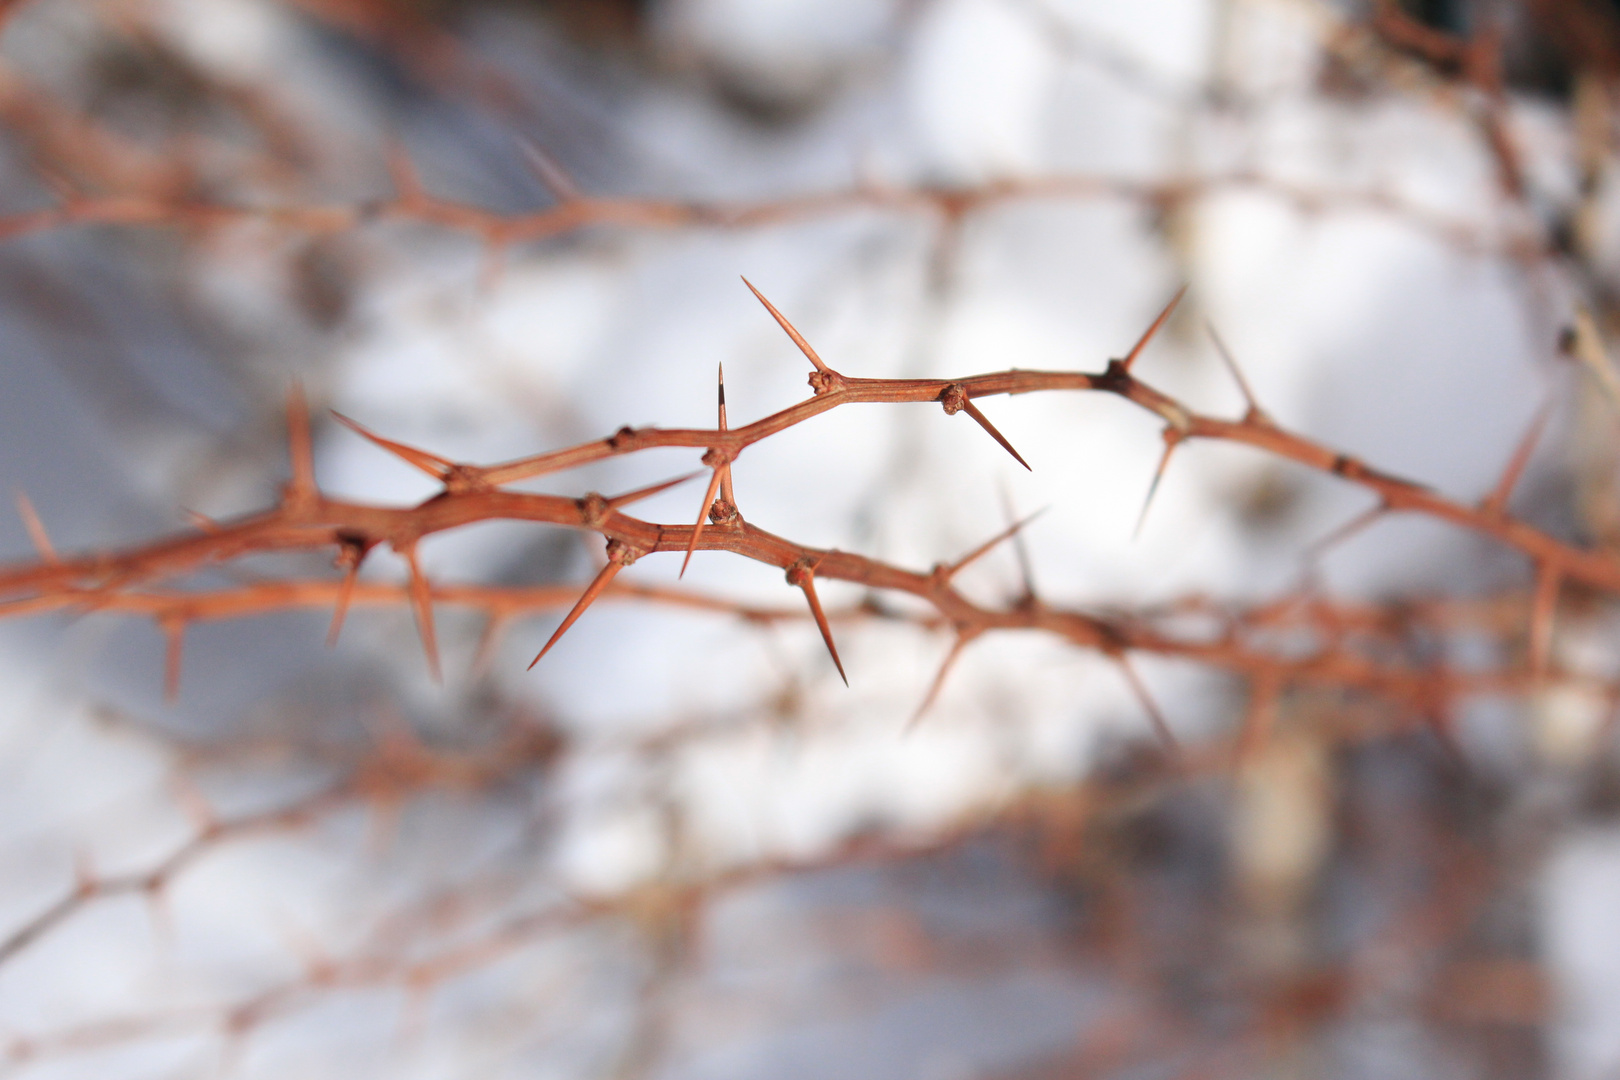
{"left": 741, "top": 277, "right": 832, "bottom": 374}
{"left": 679, "top": 469, "right": 726, "bottom": 579}
{"left": 529, "top": 561, "right": 623, "bottom": 669}
{"left": 331, "top": 412, "right": 452, "bottom": 480}
{"left": 1121, "top": 284, "right": 1188, "bottom": 373}
{"left": 960, "top": 399, "right": 1031, "bottom": 470}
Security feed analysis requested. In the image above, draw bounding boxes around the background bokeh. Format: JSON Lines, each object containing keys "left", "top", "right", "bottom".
{"left": 0, "top": 0, "right": 1615, "bottom": 1076}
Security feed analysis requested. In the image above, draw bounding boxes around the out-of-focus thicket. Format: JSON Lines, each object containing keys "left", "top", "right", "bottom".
{"left": 3, "top": 0, "right": 1620, "bottom": 1076}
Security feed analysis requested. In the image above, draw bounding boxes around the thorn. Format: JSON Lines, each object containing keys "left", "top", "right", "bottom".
{"left": 1117, "top": 655, "right": 1179, "bottom": 754}
{"left": 529, "top": 556, "right": 625, "bottom": 669}
{"left": 326, "top": 563, "right": 360, "bottom": 648}
{"left": 605, "top": 471, "right": 704, "bottom": 510}
{"left": 518, "top": 138, "right": 581, "bottom": 203}
{"left": 285, "top": 382, "right": 317, "bottom": 507}
{"left": 1301, "top": 502, "right": 1387, "bottom": 567}
{"left": 14, "top": 491, "right": 56, "bottom": 563}
{"left": 471, "top": 613, "right": 509, "bottom": 678}
{"left": 1483, "top": 396, "right": 1554, "bottom": 517}
{"left": 182, "top": 508, "right": 220, "bottom": 533}
{"left": 906, "top": 632, "right": 972, "bottom": 731}
{"left": 401, "top": 544, "right": 441, "bottom": 683}
{"left": 332, "top": 412, "right": 452, "bottom": 480}
{"left": 998, "top": 484, "right": 1038, "bottom": 602}
{"left": 679, "top": 468, "right": 726, "bottom": 579}
{"left": 1530, "top": 560, "right": 1560, "bottom": 678}
{"left": 386, "top": 140, "right": 424, "bottom": 205}
{"left": 741, "top": 277, "right": 832, "bottom": 375}
{"left": 161, "top": 617, "right": 184, "bottom": 703}
{"left": 1120, "top": 284, "right": 1187, "bottom": 373}
{"left": 718, "top": 363, "right": 736, "bottom": 508}
{"left": 943, "top": 509, "right": 1048, "bottom": 580}
{"left": 1206, "top": 322, "right": 1269, "bottom": 423}
{"left": 1133, "top": 431, "right": 1181, "bottom": 540}
{"left": 960, "top": 398, "right": 1032, "bottom": 470}
{"left": 787, "top": 562, "right": 847, "bottom": 686}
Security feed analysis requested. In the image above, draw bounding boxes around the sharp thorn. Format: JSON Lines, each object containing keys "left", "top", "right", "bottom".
{"left": 286, "top": 382, "right": 316, "bottom": 502}
{"left": 529, "top": 561, "right": 623, "bottom": 669}
{"left": 741, "top": 277, "right": 833, "bottom": 374}
{"left": 1485, "top": 396, "right": 1554, "bottom": 517}
{"left": 402, "top": 545, "right": 441, "bottom": 683}
{"left": 14, "top": 490, "right": 57, "bottom": 564}
{"left": 605, "top": 470, "right": 704, "bottom": 510}
{"left": 906, "top": 633, "right": 971, "bottom": 732}
{"left": 998, "top": 484, "right": 1039, "bottom": 602}
{"left": 1121, "top": 284, "right": 1188, "bottom": 373}
{"left": 679, "top": 468, "right": 726, "bottom": 578}
{"left": 517, "top": 138, "right": 581, "bottom": 203}
{"left": 795, "top": 570, "right": 847, "bottom": 686}
{"left": 945, "top": 508, "right": 1049, "bottom": 580}
{"left": 331, "top": 412, "right": 452, "bottom": 480}
{"left": 1133, "top": 435, "right": 1179, "bottom": 541}
{"left": 326, "top": 562, "right": 360, "bottom": 647}
{"left": 961, "top": 399, "right": 1031, "bottom": 470}
{"left": 1118, "top": 655, "right": 1179, "bottom": 754}
{"left": 1205, "top": 322, "right": 1268, "bottom": 422}
{"left": 718, "top": 363, "right": 736, "bottom": 508}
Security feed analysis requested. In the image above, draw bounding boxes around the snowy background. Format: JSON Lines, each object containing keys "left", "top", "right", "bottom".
{"left": 0, "top": 0, "right": 1612, "bottom": 1076}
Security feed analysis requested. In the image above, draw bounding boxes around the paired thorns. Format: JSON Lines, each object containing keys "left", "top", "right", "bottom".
{"left": 940, "top": 384, "right": 1032, "bottom": 470}
{"left": 741, "top": 277, "right": 833, "bottom": 376}
{"left": 1206, "top": 323, "right": 1270, "bottom": 424}
{"left": 530, "top": 539, "right": 641, "bottom": 669}
{"left": 333, "top": 412, "right": 454, "bottom": 482}
{"left": 1483, "top": 396, "right": 1554, "bottom": 517}
{"left": 1134, "top": 429, "right": 1183, "bottom": 540}
{"left": 787, "top": 560, "right": 847, "bottom": 686}
{"left": 681, "top": 365, "right": 737, "bottom": 578}
{"left": 1119, "top": 284, "right": 1188, "bottom": 373}
{"left": 14, "top": 492, "right": 56, "bottom": 564}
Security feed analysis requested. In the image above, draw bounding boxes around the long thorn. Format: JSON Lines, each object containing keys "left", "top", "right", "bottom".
{"left": 945, "top": 509, "right": 1049, "bottom": 580}
{"left": 1530, "top": 560, "right": 1561, "bottom": 678}
{"left": 797, "top": 572, "right": 847, "bottom": 686}
{"left": 162, "top": 618, "right": 184, "bottom": 703}
{"left": 529, "top": 561, "right": 623, "bottom": 669}
{"left": 718, "top": 363, "right": 736, "bottom": 508}
{"left": 1484, "top": 396, "right": 1554, "bottom": 516}
{"left": 1121, "top": 284, "right": 1187, "bottom": 372}
{"left": 1302, "top": 503, "right": 1387, "bottom": 567}
{"left": 1133, "top": 434, "right": 1180, "bottom": 540}
{"left": 286, "top": 382, "right": 316, "bottom": 504}
{"left": 326, "top": 561, "right": 360, "bottom": 647}
{"left": 1205, "top": 322, "right": 1268, "bottom": 423}
{"left": 605, "top": 470, "right": 704, "bottom": 510}
{"left": 471, "top": 613, "right": 509, "bottom": 678}
{"left": 1118, "top": 655, "right": 1179, "bottom": 754}
{"left": 741, "top": 277, "right": 832, "bottom": 374}
{"left": 14, "top": 491, "right": 56, "bottom": 563}
{"left": 998, "top": 484, "right": 1038, "bottom": 602}
{"left": 402, "top": 545, "right": 441, "bottom": 683}
{"left": 517, "top": 138, "right": 581, "bottom": 202}
{"left": 332, "top": 412, "right": 452, "bottom": 480}
{"left": 679, "top": 468, "right": 726, "bottom": 579}
{"left": 907, "top": 633, "right": 971, "bottom": 732}
{"left": 960, "top": 399, "right": 1032, "bottom": 470}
